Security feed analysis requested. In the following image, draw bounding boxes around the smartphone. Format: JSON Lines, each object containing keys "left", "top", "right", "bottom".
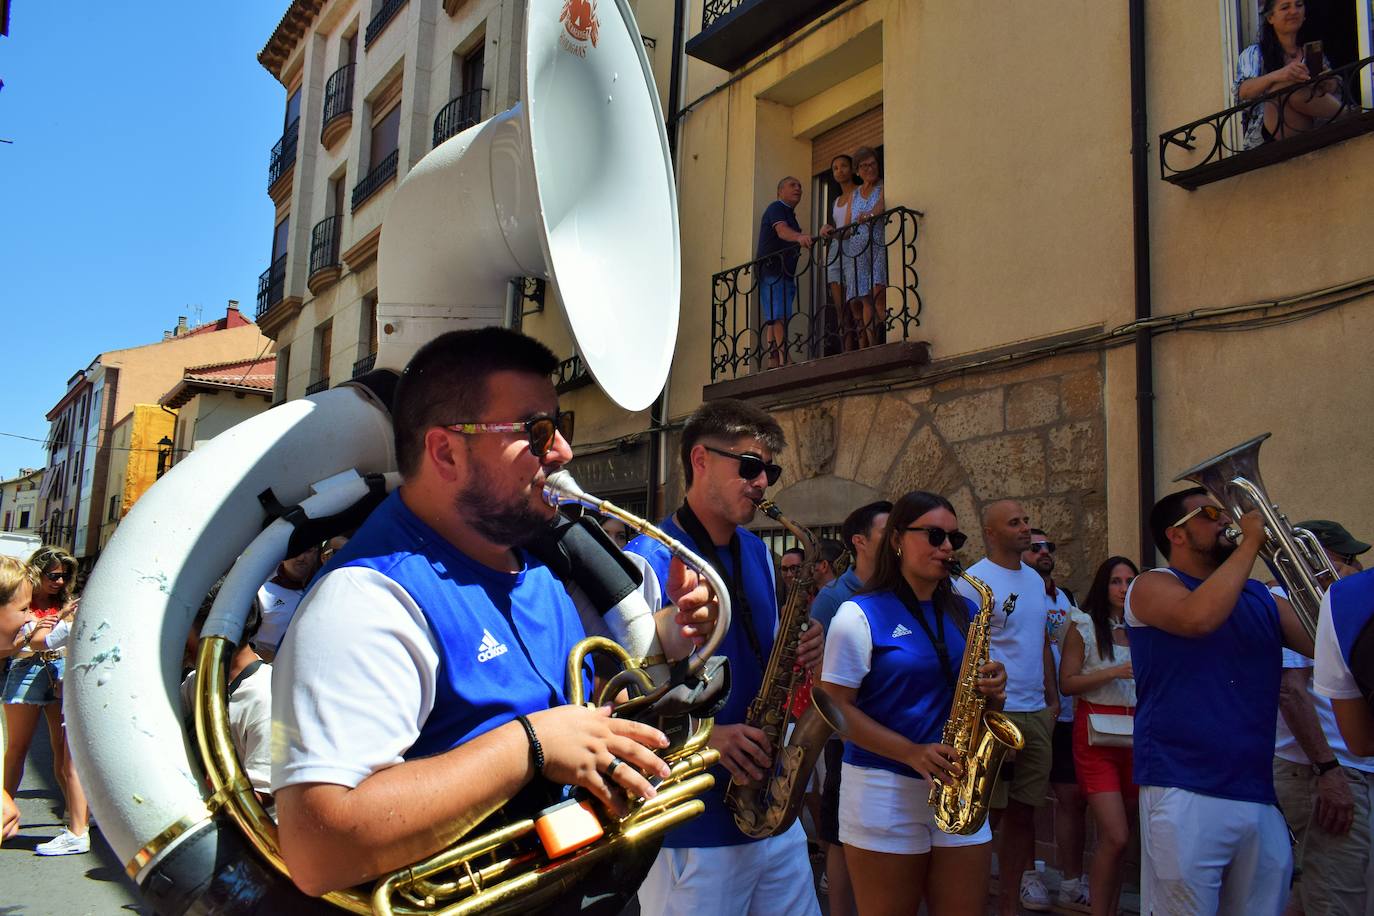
{"left": 1303, "top": 40, "right": 1324, "bottom": 79}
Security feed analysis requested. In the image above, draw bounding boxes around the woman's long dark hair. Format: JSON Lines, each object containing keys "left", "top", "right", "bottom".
{"left": 1080, "top": 556, "right": 1140, "bottom": 661}
{"left": 862, "top": 490, "right": 971, "bottom": 637}
{"left": 1257, "top": 0, "right": 1316, "bottom": 75}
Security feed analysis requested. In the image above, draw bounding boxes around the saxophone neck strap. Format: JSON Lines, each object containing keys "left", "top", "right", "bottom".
{"left": 675, "top": 501, "right": 767, "bottom": 670}
{"left": 894, "top": 580, "right": 955, "bottom": 690}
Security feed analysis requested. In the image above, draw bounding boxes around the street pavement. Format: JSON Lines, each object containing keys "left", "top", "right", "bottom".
{"left": 2, "top": 722, "right": 145, "bottom": 915}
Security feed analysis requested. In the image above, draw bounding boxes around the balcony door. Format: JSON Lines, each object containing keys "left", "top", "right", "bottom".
{"left": 285, "top": 87, "right": 301, "bottom": 131}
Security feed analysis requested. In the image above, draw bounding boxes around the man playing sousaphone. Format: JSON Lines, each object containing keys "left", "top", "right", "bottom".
{"left": 271, "top": 328, "right": 717, "bottom": 895}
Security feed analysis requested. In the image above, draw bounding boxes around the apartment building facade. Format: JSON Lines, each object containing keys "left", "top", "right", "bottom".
{"left": 160, "top": 356, "right": 278, "bottom": 470}
{"left": 561, "top": 0, "right": 1374, "bottom": 583}
{"left": 40, "top": 305, "right": 271, "bottom": 566}
{"left": 0, "top": 468, "right": 45, "bottom": 539}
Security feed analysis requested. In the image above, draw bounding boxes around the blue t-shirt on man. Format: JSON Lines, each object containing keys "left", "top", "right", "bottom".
{"left": 811, "top": 568, "right": 863, "bottom": 633}
{"left": 627, "top": 515, "right": 778, "bottom": 848}
{"left": 756, "top": 199, "right": 801, "bottom": 277}
{"left": 1127, "top": 567, "right": 1282, "bottom": 805}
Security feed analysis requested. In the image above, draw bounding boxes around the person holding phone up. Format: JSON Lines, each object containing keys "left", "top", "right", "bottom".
{"left": 1235, "top": 0, "right": 1344, "bottom": 148}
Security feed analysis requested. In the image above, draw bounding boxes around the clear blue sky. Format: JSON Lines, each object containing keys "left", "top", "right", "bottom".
{"left": 0, "top": 1, "right": 290, "bottom": 476}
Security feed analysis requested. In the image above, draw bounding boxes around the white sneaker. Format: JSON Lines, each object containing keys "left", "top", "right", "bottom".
{"left": 35, "top": 828, "right": 90, "bottom": 856}
{"left": 1019, "top": 870, "right": 1052, "bottom": 912}
{"left": 1057, "top": 876, "right": 1092, "bottom": 913}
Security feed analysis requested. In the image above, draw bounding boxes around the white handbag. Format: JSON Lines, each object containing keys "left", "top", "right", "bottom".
{"left": 1086, "top": 711, "right": 1134, "bottom": 748}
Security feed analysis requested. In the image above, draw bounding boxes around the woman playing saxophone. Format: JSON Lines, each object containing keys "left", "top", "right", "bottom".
{"left": 820, "top": 491, "right": 1007, "bottom": 916}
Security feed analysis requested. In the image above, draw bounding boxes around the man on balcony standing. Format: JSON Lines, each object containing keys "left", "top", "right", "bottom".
{"left": 756, "top": 177, "right": 814, "bottom": 370}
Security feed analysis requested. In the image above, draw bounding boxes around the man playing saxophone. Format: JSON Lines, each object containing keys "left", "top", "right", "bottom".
{"left": 269, "top": 329, "right": 716, "bottom": 896}
{"left": 625, "top": 398, "right": 825, "bottom": 916}
{"left": 820, "top": 490, "right": 1007, "bottom": 916}
{"left": 1126, "top": 488, "right": 1315, "bottom": 916}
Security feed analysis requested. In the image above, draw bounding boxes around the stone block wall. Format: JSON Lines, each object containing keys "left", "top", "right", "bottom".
{"left": 753, "top": 349, "right": 1110, "bottom": 596}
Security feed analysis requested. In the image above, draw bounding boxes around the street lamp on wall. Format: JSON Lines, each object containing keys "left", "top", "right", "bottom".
{"left": 156, "top": 436, "right": 174, "bottom": 479}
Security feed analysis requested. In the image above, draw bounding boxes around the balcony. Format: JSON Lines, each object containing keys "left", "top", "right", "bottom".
{"left": 708, "top": 206, "right": 927, "bottom": 399}
{"left": 352, "top": 149, "right": 399, "bottom": 212}
{"left": 687, "top": 0, "right": 847, "bottom": 71}
{"left": 305, "top": 378, "right": 330, "bottom": 396}
{"left": 554, "top": 354, "right": 591, "bottom": 394}
{"left": 321, "top": 63, "right": 356, "bottom": 149}
{"left": 308, "top": 215, "right": 343, "bottom": 294}
{"left": 267, "top": 118, "right": 299, "bottom": 202}
{"left": 364, "top": 0, "right": 407, "bottom": 49}
{"left": 1161, "top": 56, "right": 1374, "bottom": 190}
{"left": 433, "top": 88, "right": 486, "bottom": 148}
{"left": 352, "top": 353, "right": 378, "bottom": 378}
{"left": 256, "top": 254, "right": 287, "bottom": 320}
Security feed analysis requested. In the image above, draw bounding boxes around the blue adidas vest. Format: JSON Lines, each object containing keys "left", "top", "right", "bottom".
{"left": 627, "top": 515, "right": 777, "bottom": 848}
{"left": 841, "top": 591, "right": 974, "bottom": 779}
{"left": 1128, "top": 568, "right": 1281, "bottom": 804}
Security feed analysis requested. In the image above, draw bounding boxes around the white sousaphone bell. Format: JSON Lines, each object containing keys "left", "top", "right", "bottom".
{"left": 65, "top": 0, "right": 683, "bottom": 911}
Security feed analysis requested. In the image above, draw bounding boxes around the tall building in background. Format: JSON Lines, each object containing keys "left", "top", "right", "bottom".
{"left": 40, "top": 303, "right": 271, "bottom": 566}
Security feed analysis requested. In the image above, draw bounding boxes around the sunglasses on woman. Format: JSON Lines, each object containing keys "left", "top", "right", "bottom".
{"left": 701, "top": 445, "right": 783, "bottom": 486}
{"left": 45, "top": 571, "right": 67, "bottom": 582}
{"left": 445, "top": 411, "right": 574, "bottom": 459}
{"left": 904, "top": 526, "right": 968, "bottom": 550}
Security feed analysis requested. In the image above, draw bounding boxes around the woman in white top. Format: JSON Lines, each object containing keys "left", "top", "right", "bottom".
{"left": 841, "top": 147, "right": 887, "bottom": 350}
{"left": 820, "top": 154, "right": 860, "bottom": 353}
{"left": 1059, "top": 556, "right": 1138, "bottom": 916}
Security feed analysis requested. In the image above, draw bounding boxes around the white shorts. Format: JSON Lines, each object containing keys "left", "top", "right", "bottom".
{"left": 838, "top": 762, "right": 992, "bottom": 855}
{"left": 1139, "top": 785, "right": 1292, "bottom": 916}
{"left": 636, "top": 820, "right": 820, "bottom": 916}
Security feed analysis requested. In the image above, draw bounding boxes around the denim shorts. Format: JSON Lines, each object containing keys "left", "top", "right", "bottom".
{"left": 2, "top": 655, "right": 64, "bottom": 705}
{"left": 760, "top": 274, "right": 796, "bottom": 324}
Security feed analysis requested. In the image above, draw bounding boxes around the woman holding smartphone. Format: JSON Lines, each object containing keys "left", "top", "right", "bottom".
{"left": 1235, "top": 0, "right": 1343, "bottom": 147}
{"left": 820, "top": 490, "right": 1006, "bottom": 916}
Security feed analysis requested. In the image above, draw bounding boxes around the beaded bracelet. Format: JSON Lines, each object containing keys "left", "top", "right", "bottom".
{"left": 516, "top": 714, "right": 545, "bottom": 775}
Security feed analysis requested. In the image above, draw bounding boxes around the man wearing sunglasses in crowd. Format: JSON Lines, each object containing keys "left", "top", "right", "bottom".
{"left": 625, "top": 398, "right": 825, "bottom": 916}
{"left": 269, "top": 328, "right": 717, "bottom": 896}
{"left": 954, "top": 499, "right": 1059, "bottom": 916}
{"left": 1126, "top": 488, "right": 1315, "bottom": 916}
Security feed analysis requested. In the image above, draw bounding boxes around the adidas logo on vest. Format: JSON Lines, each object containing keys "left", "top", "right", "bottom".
{"left": 477, "top": 629, "right": 509, "bottom": 662}
{"left": 891, "top": 623, "right": 913, "bottom": 638}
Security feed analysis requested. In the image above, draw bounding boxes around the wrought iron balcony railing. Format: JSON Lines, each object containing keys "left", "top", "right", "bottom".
{"left": 305, "top": 378, "right": 330, "bottom": 396}
{"left": 352, "top": 352, "right": 378, "bottom": 378}
{"left": 352, "top": 148, "right": 399, "bottom": 212}
{"left": 554, "top": 354, "right": 590, "bottom": 393}
{"left": 1161, "top": 55, "right": 1374, "bottom": 189}
{"left": 701, "top": 0, "right": 746, "bottom": 30}
{"left": 365, "top": 0, "right": 407, "bottom": 48}
{"left": 690, "top": 0, "right": 847, "bottom": 70}
{"left": 321, "top": 63, "right": 355, "bottom": 139}
{"left": 309, "top": 215, "right": 343, "bottom": 281}
{"left": 710, "top": 206, "right": 922, "bottom": 383}
{"left": 268, "top": 118, "right": 300, "bottom": 189}
{"left": 433, "top": 87, "right": 486, "bottom": 147}
{"left": 256, "top": 254, "right": 288, "bottom": 319}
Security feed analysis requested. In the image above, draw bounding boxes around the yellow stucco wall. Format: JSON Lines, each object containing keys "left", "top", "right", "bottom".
{"left": 100, "top": 404, "right": 176, "bottom": 550}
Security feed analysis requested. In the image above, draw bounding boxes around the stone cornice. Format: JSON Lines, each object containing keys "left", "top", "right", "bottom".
{"left": 259, "top": 0, "right": 325, "bottom": 83}
{"left": 341, "top": 226, "right": 382, "bottom": 271}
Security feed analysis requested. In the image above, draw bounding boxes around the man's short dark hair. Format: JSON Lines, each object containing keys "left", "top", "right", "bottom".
{"left": 782, "top": 547, "right": 805, "bottom": 562}
{"left": 831, "top": 154, "right": 853, "bottom": 169}
{"left": 1030, "top": 527, "right": 1047, "bottom": 538}
{"left": 393, "top": 328, "right": 558, "bottom": 476}
{"left": 679, "top": 398, "right": 786, "bottom": 487}
{"left": 1149, "top": 487, "right": 1209, "bottom": 559}
{"left": 841, "top": 500, "right": 893, "bottom": 553}
{"left": 819, "top": 538, "right": 845, "bottom": 566}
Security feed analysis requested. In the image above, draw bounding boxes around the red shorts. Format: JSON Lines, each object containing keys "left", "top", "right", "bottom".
{"left": 1072, "top": 703, "right": 1137, "bottom": 800}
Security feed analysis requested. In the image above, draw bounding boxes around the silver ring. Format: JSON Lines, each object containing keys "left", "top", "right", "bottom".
{"left": 605, "top": 756, "right": 624, "bottom": 779}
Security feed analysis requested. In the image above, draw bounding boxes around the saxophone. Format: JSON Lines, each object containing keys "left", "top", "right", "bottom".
{"left": 724, "top": 499, "right": 837, "bottom": 838}
{"left": 929, "top": 561, "right": 1026, "bottom": 835}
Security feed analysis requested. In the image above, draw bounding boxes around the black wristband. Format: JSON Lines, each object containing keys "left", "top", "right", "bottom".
{"left": 516, "top": 714, "right": 545, "bottom": 775}
{"left": 1313, "top": 758, "right": 1340, "bottom": 777}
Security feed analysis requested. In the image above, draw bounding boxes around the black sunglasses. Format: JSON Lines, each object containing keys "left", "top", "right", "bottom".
{"left": 904, "top": 526, "right": 968, "bottom": 550}
{"left": 445, "top": 411, "right": 574, "bottom": 459}
{"left": 1028, "top": 541, "right": 1056, "bottom": 554}
{"left": 44, "top": 571, "right": 68, "bottom": 582}
{"left": 702, "top": 445, "right": 782, "bottom": 486}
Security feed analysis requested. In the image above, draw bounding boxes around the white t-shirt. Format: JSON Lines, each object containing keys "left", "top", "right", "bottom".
{"left": 1046, "top": 587, "right": 1077, "bottom": 722}
{"left": 254, "top": 579, "right": 307, "bottom": 656}
{"left": 270, "top": 567, "right": 441, "bottom": 792}
{"left": 1314, "top": 584, "right": 1364, "bottom": 702}
{"left": 1274, "top": 647, "right": 1374, "bottom": 772}
{"left": 822, "top": 600, "right": 874, "bottom": 687}
{"left": 1067, "top": 610, "right": 1135, "bottom": 708}
{"left": 182, "top": 661, "right": 276, "bottom": 794}
{"left": 954, "top": 559, "right": 1049, "bottom": 712}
